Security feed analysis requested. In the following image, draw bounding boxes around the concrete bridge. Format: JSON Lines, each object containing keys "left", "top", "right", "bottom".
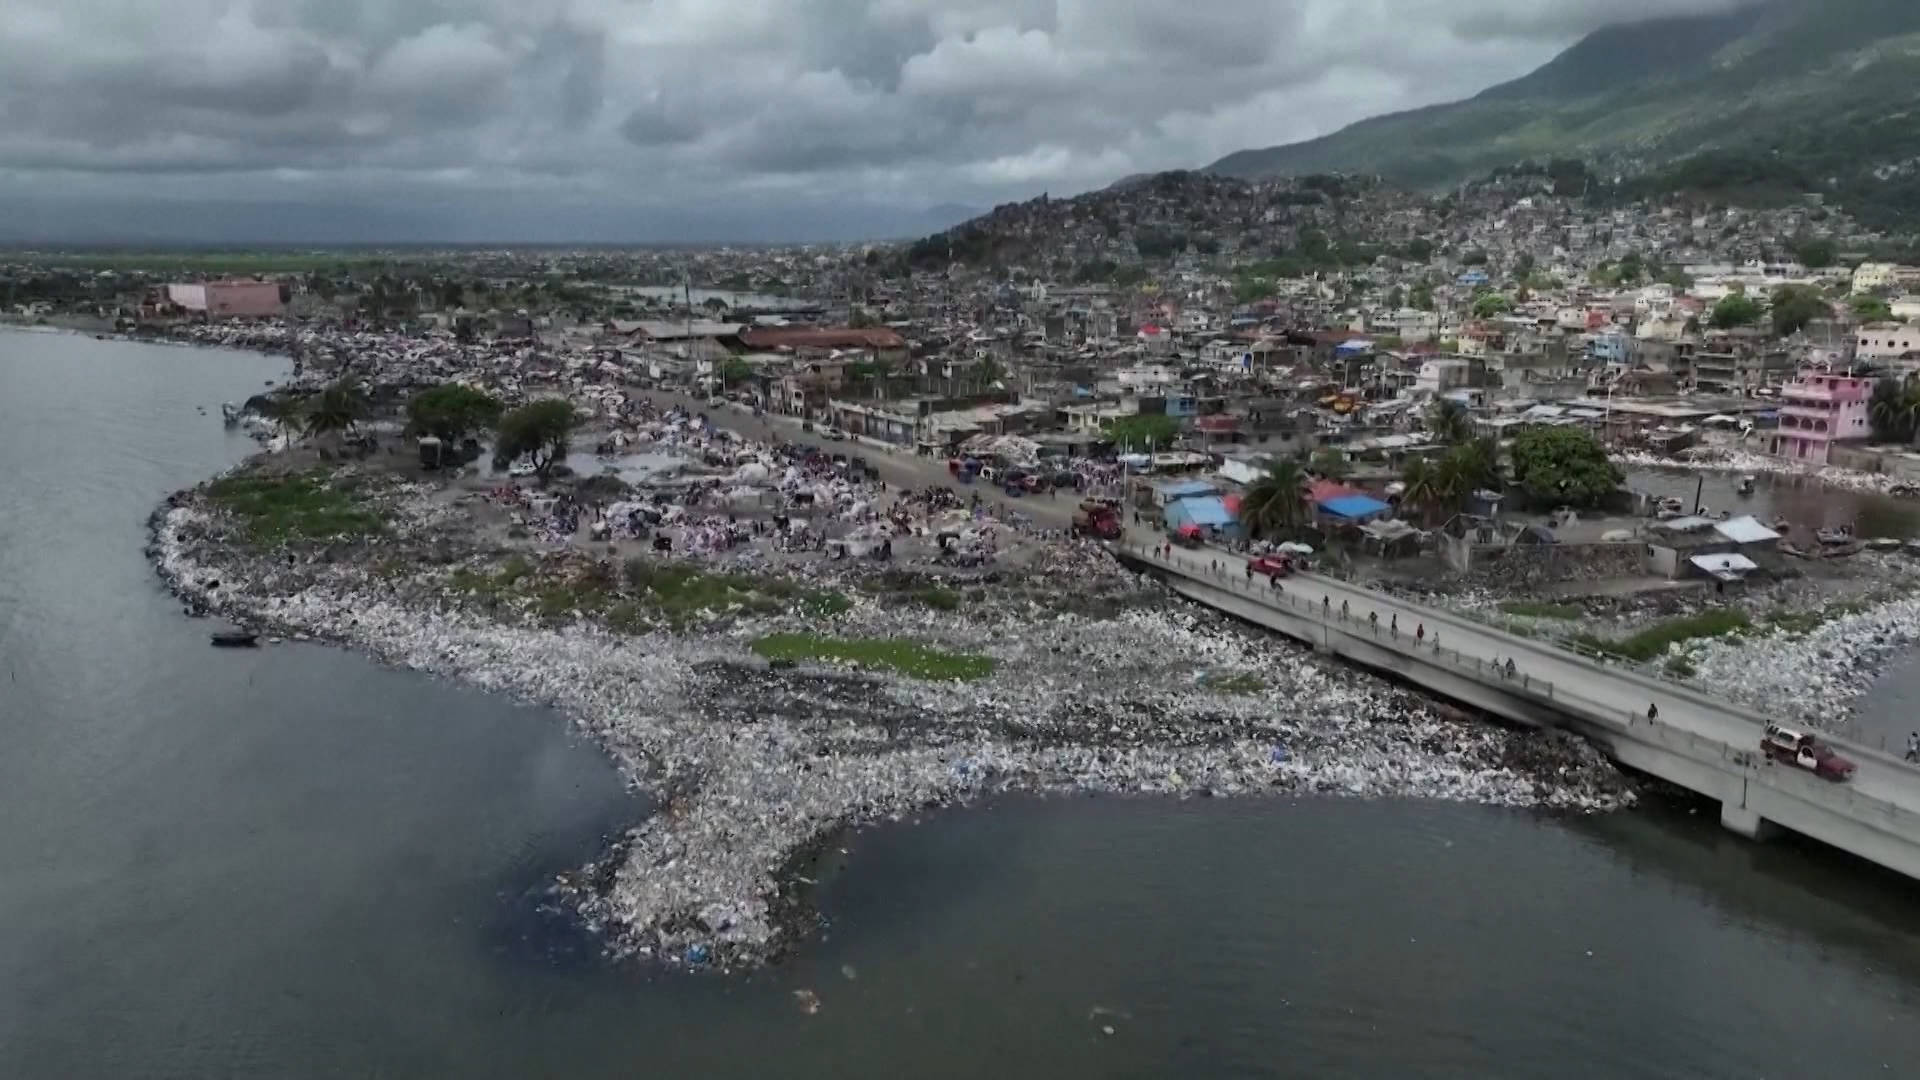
{"left": 1119, "top": 540, "right": 1920, "bottom": 881}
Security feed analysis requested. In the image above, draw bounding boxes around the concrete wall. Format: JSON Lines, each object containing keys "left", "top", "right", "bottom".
{"left": 205, "top": 281, "right": 284, "bottom": 319}
{"left": 1826, "top": 444, "right": 1885, "bottom": 473}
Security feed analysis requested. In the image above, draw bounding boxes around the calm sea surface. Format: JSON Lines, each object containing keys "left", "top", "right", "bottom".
{"left": 4, "top": 330, "right": 1920, "bottom": 1078}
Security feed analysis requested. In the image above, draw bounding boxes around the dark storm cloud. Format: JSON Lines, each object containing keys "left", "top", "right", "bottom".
{"left": 0, "top": 1, "right": 1761, "bottom": 242}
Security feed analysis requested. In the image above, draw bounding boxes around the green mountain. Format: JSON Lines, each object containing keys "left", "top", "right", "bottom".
{"left": 1205, "top": 0, "right": 1920, "bottom": 228}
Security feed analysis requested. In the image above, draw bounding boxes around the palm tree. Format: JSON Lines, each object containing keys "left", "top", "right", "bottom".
{"left": 303, "top": 378, "right": 369, "bottom": 440}
{"left": 1399, "top": 458, "right": 1440, "bottom": 524}
{"left": 1239, "top": 459, "right": 1309, "bottom": 539}
{"left": 1452, "top": 436, "right": 1504, "bottom": 493}
{"left": 1428, "top": 398, "right": 1474, "bottom": 445}
{"left": 1428, "top": 453, "right": 1470, "bottom": 518}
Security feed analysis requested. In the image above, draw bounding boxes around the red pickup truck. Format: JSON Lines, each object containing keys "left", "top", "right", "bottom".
{"left": 1248, "top": 555, "right": 1294, "bottom": 578}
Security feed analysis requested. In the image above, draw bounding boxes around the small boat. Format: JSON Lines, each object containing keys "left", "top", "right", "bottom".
{"left": 1815, "top": 526, "right": 1855, "bottom": 546}
{"left": 210, "top": 630, "right": 259, "bottom": 648}
{"left": 1735, "top": 475, "right": 1755, "bottom": 496}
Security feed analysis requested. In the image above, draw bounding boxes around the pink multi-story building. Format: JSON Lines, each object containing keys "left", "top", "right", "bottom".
{"left": 1772, "top": 370, "right": 1871, "bottom": 464}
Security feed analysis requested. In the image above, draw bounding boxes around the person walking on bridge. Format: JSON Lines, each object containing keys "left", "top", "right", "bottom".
{"left": 1415, "top": 622, "right": 1425, "bottom": 644}
{"left": 1906, "top": 731, "right": 1919, "bottom": 763}
{"left": 1390, "top": 613, "right": 1398, "bottom": 636}
{"left": 1322, "top": 595, "right": 1330, "bottom": 615}
{"left": 1647, "top": 703, "right": 1659, "bottom": 722}
{"left": 1341, "top": 599, "right": 1349, "bottom": 619}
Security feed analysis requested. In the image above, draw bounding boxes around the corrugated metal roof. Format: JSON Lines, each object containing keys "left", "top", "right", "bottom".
{"left": 1714, "top": 515, "right": 1781, "bottom": 545}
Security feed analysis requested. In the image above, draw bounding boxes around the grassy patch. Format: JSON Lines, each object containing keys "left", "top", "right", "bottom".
{"left": 1497, "top": 600, "right": 1585, "bottom": 620}
{"left": 1572, "top": 609, "right": 1751, "bottom": 662}
{"left": 1202, "top": 672, "right": 1267, "bottom": 695}
{"left": 623, "top": 558, "right": 848, "bottom": 621}
{"left": 205, "top": 470, "right": 383, "bottom": 546}
{"left": 1764, "top": 597, "right": 1875, "bottom": 636}
{"left": 750, "top": 633, "right": 996, "bottom": 681}
{"left": 1664, "top": 655, "right": 1698, "bottom": 678}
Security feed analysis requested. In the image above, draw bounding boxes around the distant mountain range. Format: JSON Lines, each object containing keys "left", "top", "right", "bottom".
{"left": 1206, "top": 0, "right": 1920, "bottom": 229}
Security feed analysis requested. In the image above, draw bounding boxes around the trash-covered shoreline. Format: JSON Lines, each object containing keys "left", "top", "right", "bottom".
{"left": 1613, "top": 446, "right": 1911, "bottom": 495}
{"left": 147, "top": 467, "right": 1635, "bottom": 970}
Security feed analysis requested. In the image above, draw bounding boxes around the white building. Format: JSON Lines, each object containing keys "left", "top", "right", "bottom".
{"left": 1856, "top": 322, "right": 1920, "bottom": 361}
{"left": 1851, "top": 263, "right": 1920, "bottom": 294}
{"left": 1393, "top": 308, "right": 1440, "bottom": 343}
{"left": 1116, "top": 363, "right": 1181, "bottom": 390}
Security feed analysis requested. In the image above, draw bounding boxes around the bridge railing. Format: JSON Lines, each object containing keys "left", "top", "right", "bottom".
{"left": 1129, "top": 543, "right": 1562, "bottom": 700}
{"left": 1128, "top": 542, "right": 1920, "bottom": 837}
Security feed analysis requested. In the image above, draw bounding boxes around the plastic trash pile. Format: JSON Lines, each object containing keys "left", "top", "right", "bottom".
{"left": 1676, "top": 593, "right": 1920, "bottom": 734}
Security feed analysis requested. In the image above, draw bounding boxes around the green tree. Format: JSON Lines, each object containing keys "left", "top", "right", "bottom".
{"left": 1790, "top": 235, "right": 1837, "bottom": 270}
{"left": 407, "top": 383, "right": 503, "bottom": 443}
{"left": 1459, "top": 248, "right": 1489, "bottom": 266}
{"left": 1427, "top": 399, "right": 1475, "bottom": 445}
{"left": 1509, "top": 426, "right": 1621, "bottom": 508}
{"left": 1403, "top": 237, "right": 1434, "bottom": 262}
{"left": 1852, "top": 296, "right": 1894, "bottom": 323}
{"left": 1472, "top": 292, "right": 1513, "bottom": 319}
{"left": 1102, "top": 414, "right": 1180, "bottom": 451}
{"left": 494, "top": 399, "right": 578, "bottom": 478}
{"left": 1710, "top": 294, "right": 1763, "bottom": 329}
{"left": 1239, "top": 459, "right": 1309, "bottom": 538}
{"left": 716, "top": 357, "right": 755, "bottom": 387}
{"left": 1770, "top": 285, "right": 1828, "bottom": 337}
{"left": 1446, "top": 436, "right": 1505, "bottom": 495}
{"left": 1387, "top": 285, "right": 1405, "bottom": 309}
{"left": 1397, "top": 458, "right": 1446, "bottom": 524}
{"left": 1308, "top": 447, "right": 1349, "bottom": 479}
{"left": 1868, "top": 377, "right": 1920, "bottom": 444}
{"left": 1410, "top": 282, "right": 1434, "bottom": 311}
{"left": 303, "top": 379, "right": 368, "bottom": 440}
{"left": 1512, "top": 252, "right": 1536, "bottom": 281}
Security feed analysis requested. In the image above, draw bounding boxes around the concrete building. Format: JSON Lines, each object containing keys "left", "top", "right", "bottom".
{"left": 160, "top": 279, "right": 284, "bottom": 319}
{"left": 1855, "top": 322, "right": 1920, "bottom": 362}
{"left": 1851, "top": 263, "right": 1920, "bottom": 295}
{"left": 1772, "top": 370, "right": 1871, "bottom": 464}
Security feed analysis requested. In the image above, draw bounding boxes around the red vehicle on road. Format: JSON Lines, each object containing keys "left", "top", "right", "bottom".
{"left": 1248, "top": 555, "right": 1294, "bottom": 578}
{"left": 1761, "top": 723, "right": 1857, "bottom": 781}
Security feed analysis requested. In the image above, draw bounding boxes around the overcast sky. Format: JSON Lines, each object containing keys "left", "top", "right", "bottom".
{"left": 0, "top": 0, "right": 1754, "bottom": 244}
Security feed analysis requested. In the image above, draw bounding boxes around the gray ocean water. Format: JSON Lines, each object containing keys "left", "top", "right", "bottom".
{"left": 4, "top": 330, "right": 1920, "bottom": 1079}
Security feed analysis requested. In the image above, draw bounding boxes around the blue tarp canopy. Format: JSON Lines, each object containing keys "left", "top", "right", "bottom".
{"left": 1318, "top": 494, "right": 1392, "bottom": 521}
{"left": 1159, "top": 495, "right": 1236, "bottom": 530}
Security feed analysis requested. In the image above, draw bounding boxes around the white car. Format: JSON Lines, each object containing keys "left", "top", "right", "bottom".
{"left": 507, "top": 460, "right": 537, "bottom": 478}
{"left": 705, "top": 396, "right": 725, "bottom": 408}
{"left": 821, "top": 426, "right": 847, "bottom": 441}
